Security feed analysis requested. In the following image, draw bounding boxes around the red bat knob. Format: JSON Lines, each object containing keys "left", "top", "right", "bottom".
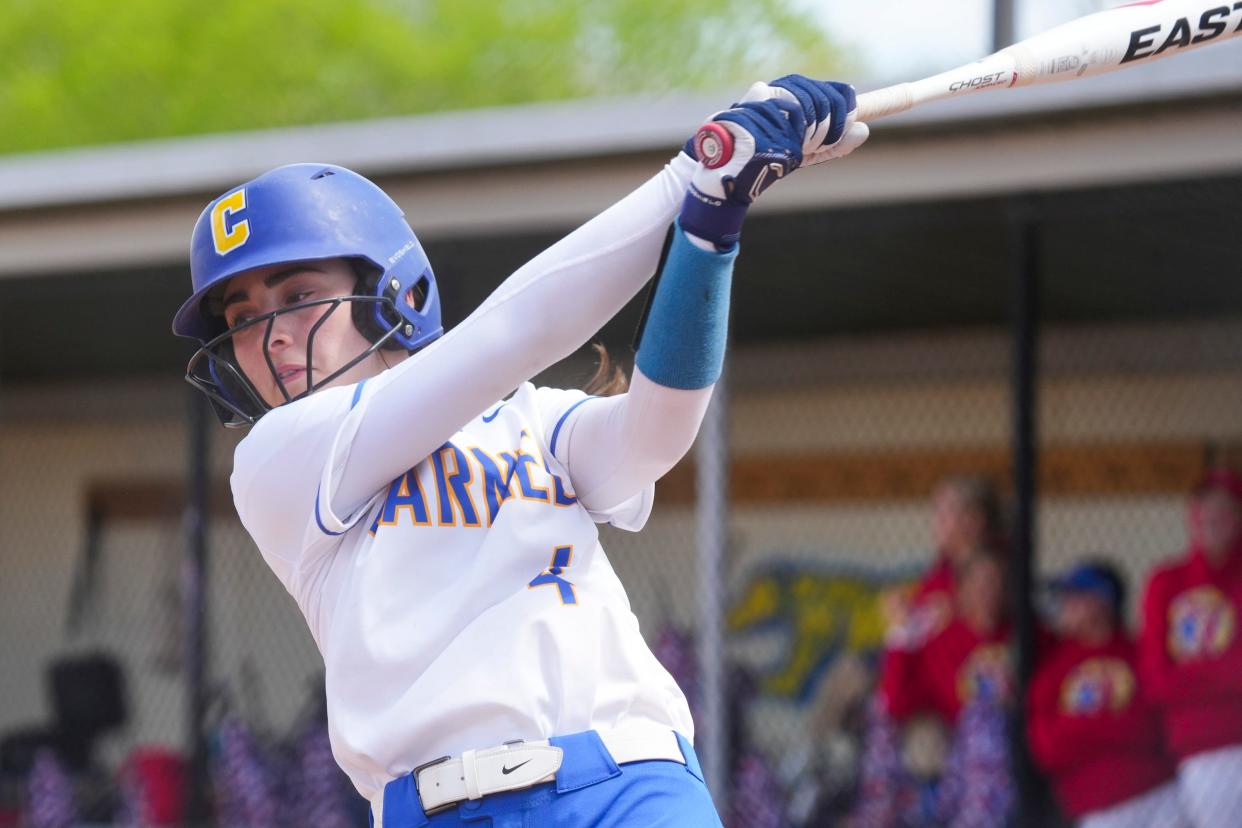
{"left": 693, "top": 122, "right": 733, "bottom": 169}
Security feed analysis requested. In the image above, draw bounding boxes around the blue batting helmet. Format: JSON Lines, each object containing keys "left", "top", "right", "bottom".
{"left": 174, "top": 162, "right": 441, "bottom": 349}
{"left": 174, "top": 163, "right": 443, "bottom": 426}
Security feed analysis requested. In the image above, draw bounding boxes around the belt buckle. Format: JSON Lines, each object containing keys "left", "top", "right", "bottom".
{"left": 412, "top": 754, "right": 457, "bottom": 817}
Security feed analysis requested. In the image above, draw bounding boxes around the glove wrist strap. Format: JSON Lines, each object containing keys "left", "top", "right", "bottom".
{"left": 678, "top": 185, "right": 748, "bottom": 249}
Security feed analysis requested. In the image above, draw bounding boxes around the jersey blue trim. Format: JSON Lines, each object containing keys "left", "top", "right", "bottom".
{"left": 635, "top": 221, "right": 737, "bottom": 390}
{"left": 482, "top": 402, "right": 507, "bottom": 423}
{"left": 320, "top": 382, "right": 367, "bottom": 535}
{"left": 350, "top": 379, "right": 368, "bottom": 410}
{"left": 314, "top": 483, "right": 347, "bottom": 537}
{"left": 549, "top": 397, "right": 596, "bottom": 459}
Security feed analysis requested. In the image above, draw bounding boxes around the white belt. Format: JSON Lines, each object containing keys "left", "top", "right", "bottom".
{"left": 372, "top": 730, "right": 685, "bottom": 825}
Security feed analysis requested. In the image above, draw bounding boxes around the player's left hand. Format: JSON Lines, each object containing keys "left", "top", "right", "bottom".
{"left": 740, "top": 75, "right": 870, "bottom": 166}
{"left": 691, "top": 99, "right": 806, "bottom": 206}
{"left": 679, "top": 99, "right": 806, "bottom": 248}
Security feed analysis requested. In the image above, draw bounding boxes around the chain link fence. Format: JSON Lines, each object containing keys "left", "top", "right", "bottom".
{"left": 2, "top": 169, "right": 1240, "bottom": 828}
{"left": 605, "top": 178, "right": 1242, "bottom": 827}
{"left": 0, "top": 400, "right": 358, "bottom": 825}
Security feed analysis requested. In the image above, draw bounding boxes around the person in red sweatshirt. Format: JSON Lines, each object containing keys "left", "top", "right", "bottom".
{"left": 881, "top": 475, "right": 1004, "bottom": 654}
{"left": 881, "top": 551, "right": 1013, "bottom": 725}
{"left": 1028, "top": 561, "right": 1187, "bottom": 828}
{"left": 1139, "top": 468, "right": 1242, "bottom": 828}
{"left": 855, "top": 550, "right": 1015, "bottom": 828}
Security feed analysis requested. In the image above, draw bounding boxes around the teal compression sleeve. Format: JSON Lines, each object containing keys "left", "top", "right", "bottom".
{"left": 635, "top": 221, "right": 738, "bottom": 390}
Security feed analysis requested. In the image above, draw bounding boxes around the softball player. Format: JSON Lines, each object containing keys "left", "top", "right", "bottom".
{"left": 858, "top": 550, "right": 1015, "bottom": 827}
{"left": 172, "top": 77, "right": 868, "bottom": 826}
{"left": 1028, "top": 563, "right": 1187, "bottom": 828}
{"left": 880, "top": 475, "right": 1003, "bottom": 652}
{"left": 1139, "top": 468, "right": 1242, "bottom": 828}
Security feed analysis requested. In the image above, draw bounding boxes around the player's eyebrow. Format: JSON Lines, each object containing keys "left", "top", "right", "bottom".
{"left": 222, "top": 265, "right": 323, "bottom": 308}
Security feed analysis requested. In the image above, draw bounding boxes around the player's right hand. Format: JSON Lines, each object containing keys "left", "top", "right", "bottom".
{"left": 740, "top": 75, "right": 869, "bottom": 167}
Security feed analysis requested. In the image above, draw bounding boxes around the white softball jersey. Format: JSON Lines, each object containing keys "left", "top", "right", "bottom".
{"left": 229, "top": 152, "right": 705, "bottom": 801}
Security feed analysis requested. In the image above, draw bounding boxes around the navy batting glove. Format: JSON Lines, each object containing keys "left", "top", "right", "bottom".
{"left": 770, "top": 75, "right": 855, "bottom": 147}
{"left": 684, "top": 76, "right": 856, "bottom": 162}
{"left": 680, "top": 99, "right": 806, "bottom": 249}
{"left": 737, "top": 76, "right": 868, "bottom": 167}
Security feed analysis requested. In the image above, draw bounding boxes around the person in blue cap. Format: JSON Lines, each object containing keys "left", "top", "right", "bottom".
{"left": 1027, "top": 561, "right": 1188, "bottom": 828}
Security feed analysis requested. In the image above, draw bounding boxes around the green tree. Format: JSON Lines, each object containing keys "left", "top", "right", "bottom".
{"left": 0, "top": 0, "right": 845, "bottom": 155}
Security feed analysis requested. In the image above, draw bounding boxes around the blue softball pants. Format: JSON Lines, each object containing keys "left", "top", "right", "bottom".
{"left": 371, "top": 731, "right": 723, "bottom": 827}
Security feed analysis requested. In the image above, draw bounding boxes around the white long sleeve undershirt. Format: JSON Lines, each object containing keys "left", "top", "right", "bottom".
{"left": 325, "top": 152, "right": 711, "bottom": 520}
{"left": 554, "top": 367, "right": 713, "bottom": 512}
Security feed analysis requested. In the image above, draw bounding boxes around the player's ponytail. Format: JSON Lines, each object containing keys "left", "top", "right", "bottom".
{"left": 582, "top": 343, "right": 629, "bottom": 396}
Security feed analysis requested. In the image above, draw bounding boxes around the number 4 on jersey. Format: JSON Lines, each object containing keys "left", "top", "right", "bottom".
{"left": 528, "top": 545, "right": 577, "bottom": 605}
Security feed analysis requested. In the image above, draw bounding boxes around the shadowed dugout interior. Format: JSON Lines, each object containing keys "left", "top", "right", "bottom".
{"left": 2, "top": 172, "right": 1241, "bottom": 383}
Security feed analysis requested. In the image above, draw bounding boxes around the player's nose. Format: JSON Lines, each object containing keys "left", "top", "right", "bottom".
{"left": 263, "top": 312, "right": 300, "bottom": 353}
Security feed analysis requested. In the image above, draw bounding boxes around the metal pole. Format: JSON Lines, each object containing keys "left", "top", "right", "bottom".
{"left": 994, "top": 0, "right": 1018, "bottom": 50}
{"left": 1008, "top": 197, "right": 1041, "bottom": 828}
{"left": 184, "top": 390, "right": 211, "bottom": 825}
{"left": 696, "top": 370, "right": 728, "bottom": 812}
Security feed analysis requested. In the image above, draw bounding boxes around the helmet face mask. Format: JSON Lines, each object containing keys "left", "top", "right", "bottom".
{"left": 174, "top": 163, "right": 444, "bottom": 425}
{"left": 187, "top": 294, "right": 402, "bottom": 428}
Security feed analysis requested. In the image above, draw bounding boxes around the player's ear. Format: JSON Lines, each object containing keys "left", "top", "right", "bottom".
{"left": 346, "top": 258, "right": 431, "bottom": 354}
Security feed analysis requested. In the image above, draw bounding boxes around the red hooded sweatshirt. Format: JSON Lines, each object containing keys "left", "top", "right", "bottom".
{"left": 1028, "top": 632, "right": 1175, "bottom": 817}
{"left": 915, "top": 553, "right": 956, "bottom": 602}
{"left": 881, "top": 553, "right": 956, "bottom": 653}
{"left": 1139, "top": 538, "right": 1242, "bottom": 760}
{"left": 882, "top": 614, "right": 1012, "bottom": 725}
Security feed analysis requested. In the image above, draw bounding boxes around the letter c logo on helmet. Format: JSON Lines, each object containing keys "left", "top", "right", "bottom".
{"left": 210, "top": 188, "right": 251, "bottom": 255}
